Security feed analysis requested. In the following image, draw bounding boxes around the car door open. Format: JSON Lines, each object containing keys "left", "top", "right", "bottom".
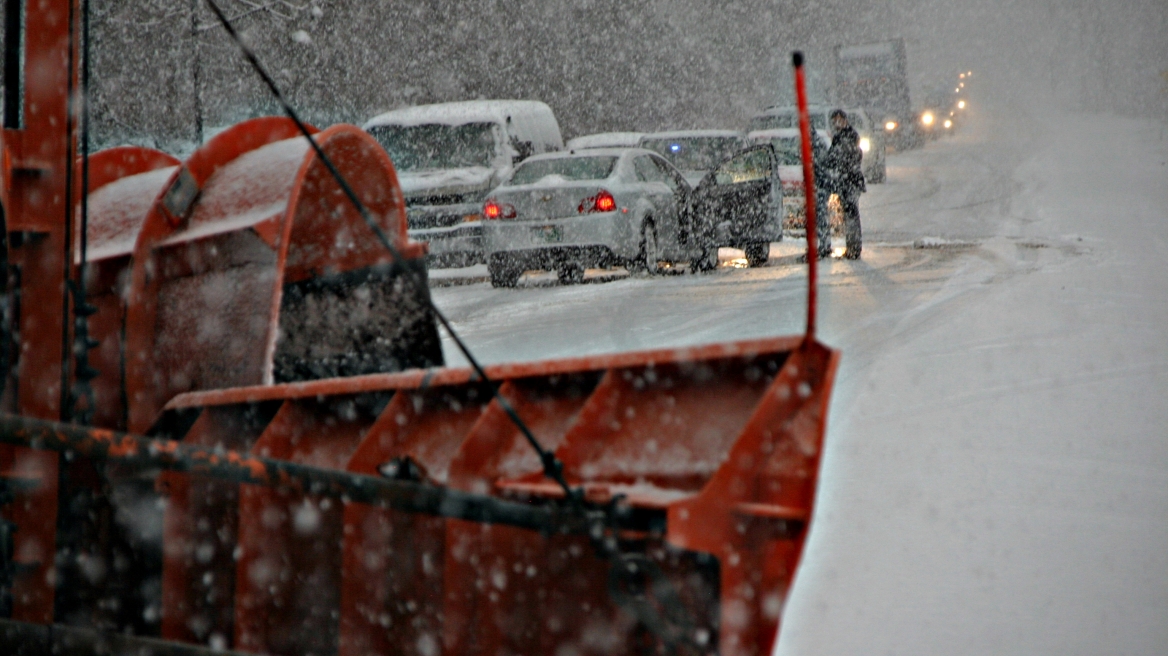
{"left": 689, "top": 145, "right": 780, "bottom": 250}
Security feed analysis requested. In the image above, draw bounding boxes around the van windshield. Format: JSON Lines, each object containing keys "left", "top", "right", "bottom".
{"left": 640, "top": 137, "right": 745, "bottom": 172}
{"left": 509, "top": 156, "right": 617, "bottom": 185}
{"left": 367, "top": 122, "right": 497, "bottom": 171}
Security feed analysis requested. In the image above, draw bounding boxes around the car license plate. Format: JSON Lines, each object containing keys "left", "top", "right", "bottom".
{"left": 532, "top": 225, "right": 562, "bottom": 243}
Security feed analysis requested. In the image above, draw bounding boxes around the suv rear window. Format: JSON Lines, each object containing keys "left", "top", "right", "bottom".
{"left": 509, "top": 156, "right": 617, "bottom": 185}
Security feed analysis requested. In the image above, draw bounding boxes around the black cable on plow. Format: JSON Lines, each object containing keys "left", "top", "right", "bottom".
{"left": 202, "top": 2, "right": 707, "bottom": 650}
{"left": 67, "top": 0, "right": 98, "bottom": 426}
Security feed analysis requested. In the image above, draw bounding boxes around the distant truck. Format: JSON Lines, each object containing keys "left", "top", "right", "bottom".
{"left": 833, "top": 38, "right": 921, "bottom": 150}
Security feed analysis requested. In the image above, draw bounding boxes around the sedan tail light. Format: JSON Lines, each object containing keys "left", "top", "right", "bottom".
{"left": 483, "top": 199, "right": 516, "bottom": 220}
{"left": 578, "top": 189, "right": 616, "bottom": 214}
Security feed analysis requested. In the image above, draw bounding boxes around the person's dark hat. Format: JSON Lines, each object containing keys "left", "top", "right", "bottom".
{"left": 830, "top": 109, "right": 847, "bottom": 120}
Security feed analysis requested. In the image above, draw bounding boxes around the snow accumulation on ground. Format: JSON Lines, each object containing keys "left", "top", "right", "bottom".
{"left": 779, "top": 111, "right": 1168, "bottom": 655}
{"left": 430, "top": 106, "right": 1168, "bottom": 654}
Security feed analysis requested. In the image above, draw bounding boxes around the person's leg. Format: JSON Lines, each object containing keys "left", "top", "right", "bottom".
{"left": 843, "top": 196, "right": 862, "bottom": 259}
{"left": 814, "top": 188, "right": 832, "bottom": 257}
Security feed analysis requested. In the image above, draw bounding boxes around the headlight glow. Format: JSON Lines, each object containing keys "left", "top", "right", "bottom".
{"left": 921, "top": 112, "right": 935, "bottom": 126}
{"left": 859, "top": 137, "right": 871, "bottom": 152}
{"left": 943, "top": 119, "right": 953, "bottom": 129}
{"left": 884, "top": 121, "right": 898, "bottom": 131}
{"left": 957, "top": 100, "right": 966, "bottom": 109}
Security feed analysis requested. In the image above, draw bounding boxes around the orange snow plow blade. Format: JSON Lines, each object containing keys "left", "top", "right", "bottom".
{"left": 0, "top": 335, "right": 836, "bottom": 656}
{"left": 0, "top": 1, "right": 840, "bottom": 652}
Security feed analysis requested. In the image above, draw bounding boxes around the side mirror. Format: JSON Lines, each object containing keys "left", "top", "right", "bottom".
{"left": 510, "top": 139, "right": 534, "bottom": 164}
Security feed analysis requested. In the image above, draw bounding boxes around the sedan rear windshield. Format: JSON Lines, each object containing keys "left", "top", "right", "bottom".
{"left": 640, "top": 137, "right": 745, "bottom": 172}
{"left": 367, "top": 122, "right": 497, "bottom": 171}
{"left": 509, "top": 156, "right": 617, "bottom": 185}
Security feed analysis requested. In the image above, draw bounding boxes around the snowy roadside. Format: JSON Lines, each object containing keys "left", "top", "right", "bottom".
{"left": 778, "top": 113, "right": 1168, "bottom": 655}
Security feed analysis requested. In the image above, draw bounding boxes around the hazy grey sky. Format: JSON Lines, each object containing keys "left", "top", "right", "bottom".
{"left": 78, "top": 0, "right": 1168, "bottom": 148}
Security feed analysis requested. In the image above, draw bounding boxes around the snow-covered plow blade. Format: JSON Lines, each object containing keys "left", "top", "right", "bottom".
{"left": 0, "top": 335, "right": 836, "bottom": 656}
{"left": 82, "top": 116, "right": 443, "bottom": 437}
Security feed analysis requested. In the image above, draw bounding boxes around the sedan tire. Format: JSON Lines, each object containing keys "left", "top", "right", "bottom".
{"left": 488, "top": 255, "right": 522, "bottom": 288}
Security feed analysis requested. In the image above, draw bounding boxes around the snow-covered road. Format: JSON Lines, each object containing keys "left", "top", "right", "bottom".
{"left": 430, "top": 108, "right": 1168, "bottom": 654}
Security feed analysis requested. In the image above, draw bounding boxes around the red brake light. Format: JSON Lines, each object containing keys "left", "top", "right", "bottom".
{"left": 483, "top": 200, "right": 516, "bottom": 220}
{"left": 579, "top": 189, "right": 617, "bottom": 214}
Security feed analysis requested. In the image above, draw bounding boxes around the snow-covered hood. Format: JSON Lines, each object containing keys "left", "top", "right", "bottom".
{"left": 398, "top": 166, "right": 497, "bottom": 201}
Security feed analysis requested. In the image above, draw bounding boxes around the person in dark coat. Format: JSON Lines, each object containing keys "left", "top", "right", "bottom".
{"left": 824, "top": 109, "right": 866, "bottom": 259}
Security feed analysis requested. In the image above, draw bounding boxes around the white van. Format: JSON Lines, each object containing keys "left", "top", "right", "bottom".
{"left": 364, "top": 100, "right": 563, "bottom": 267}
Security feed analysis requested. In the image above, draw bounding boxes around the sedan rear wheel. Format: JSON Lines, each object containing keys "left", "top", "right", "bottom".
{"left": 488, "top": 255, "right": 522, "bottom": 288}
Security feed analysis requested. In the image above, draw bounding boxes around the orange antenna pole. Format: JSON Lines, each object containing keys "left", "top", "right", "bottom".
{"left": 793, "top": 51, "right": 818, "bottom": 339}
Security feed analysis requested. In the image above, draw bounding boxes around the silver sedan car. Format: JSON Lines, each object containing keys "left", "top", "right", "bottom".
{"left": 480, "top": 147, "right": 781, "bottom": 287}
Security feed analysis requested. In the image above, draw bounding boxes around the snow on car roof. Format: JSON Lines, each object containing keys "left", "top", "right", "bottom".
{"left": 363, "top": 99, "right": 553, "bottom": 129}
{"left": 748, "top": 128, "right": 801, "bottom": 139}
{"left": 523, "top": 147, "right": 649, "bottom": 161}
{"left": 639, "top": 129, "right": 746, "bottom": 140}
{"left": 747, "top": 128, "right": 831, "bottom": 140}
{"left": 566, "top": 132, "right": 644, "bottom": 150}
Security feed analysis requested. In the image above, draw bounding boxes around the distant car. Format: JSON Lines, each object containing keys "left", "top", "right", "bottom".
{"left": 566, "top": 132, "right": 644, "bottom": 150}
{"left": 363, "top": 100, "right": 563, "bottom": 268}
{"left": 480, "top": 146, "right": 781, "bottom": 286}
{"left": 917, "top": 86, "right": 962, "bottom": 138}
{"left": 747, "top": 128, "right": 833, "bottom": 231}
{"left": 748, "top": 105, "right": 886, "bottom": 183}
{"left": 637, "top": 130, "right": 749, "bottom": 187}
